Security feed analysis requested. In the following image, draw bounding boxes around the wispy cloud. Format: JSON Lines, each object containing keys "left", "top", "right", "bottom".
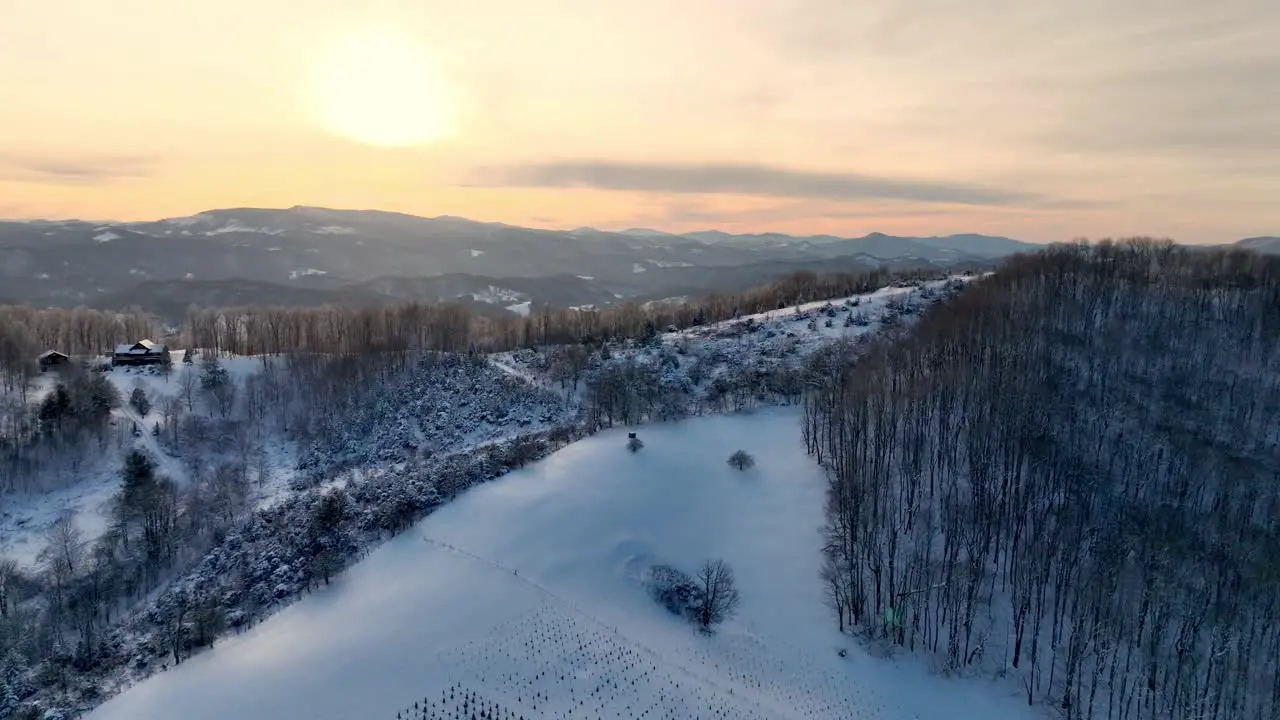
{"left": 473, "top": 161, "right": 1037, "bottom": 206}
{"left": 0, "top": 154, "right": 155, "bottom": 184}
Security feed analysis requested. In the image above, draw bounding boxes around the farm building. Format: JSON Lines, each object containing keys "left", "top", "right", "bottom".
{"left": 37, "top": 350, "right": 71, "bottom": 371}
{"left": 113, "top": 340, "right": 171, "bottom": 367}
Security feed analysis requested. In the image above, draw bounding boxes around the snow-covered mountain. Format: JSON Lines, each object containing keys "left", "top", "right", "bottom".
{"left": 0, "top": 206, "right": 1037, "bottom": 317}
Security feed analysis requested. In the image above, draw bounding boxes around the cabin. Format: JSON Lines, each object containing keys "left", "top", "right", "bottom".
{"left": 37, "top": 350, "right": 71, "bottom": 372}
{"left": 113, "top": 340, "right": 171, "bottom": 367}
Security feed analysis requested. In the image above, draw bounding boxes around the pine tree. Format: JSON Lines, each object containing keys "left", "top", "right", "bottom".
{"left": 129, "top": 387, "right": 151, "bottom": 417}
{"left": 0, "top": 680, "right": 18, "bottom": 718}
{"left": 199, "top": 354, "right": 228, "bottom": 391}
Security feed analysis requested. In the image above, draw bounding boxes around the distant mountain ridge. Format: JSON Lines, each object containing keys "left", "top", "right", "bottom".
{"left": 1236, "top": 236, "right": 1280, "bottom": 254}
{"left": 0, "top": 206, "right": 1042, "bottom": 319}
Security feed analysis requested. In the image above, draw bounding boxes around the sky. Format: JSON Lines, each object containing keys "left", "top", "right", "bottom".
{"left": 1, "top": 0, "right": 1276, "bottom": 243}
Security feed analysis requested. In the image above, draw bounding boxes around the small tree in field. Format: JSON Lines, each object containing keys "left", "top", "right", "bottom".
{"left": 627, "top": 435, "right": 644, "bottom": 453}
{"left": 727, "top": 450, "right": 755, "bottom": 471}
{"left": 693, "top": 559, "right": 741, "bottom": 632}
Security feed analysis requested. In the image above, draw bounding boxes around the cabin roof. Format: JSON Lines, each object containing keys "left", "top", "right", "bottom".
{"left": 114, "top": 341, "right": 168, "bottom": 355}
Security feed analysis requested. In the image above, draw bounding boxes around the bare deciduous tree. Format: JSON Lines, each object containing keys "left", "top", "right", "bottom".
{"left": 693, "top": 559, "right": 741, "bottom": 631}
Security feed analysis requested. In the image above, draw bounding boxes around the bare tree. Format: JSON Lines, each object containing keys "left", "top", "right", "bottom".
{"left": 176, "top": 367, "right": 198, "bottom": 413}
{"left": 693, "top": 559, "right": 741, "bottom": 631}
{"left": 40, "top": 510, "right": 84, "bottom": 581}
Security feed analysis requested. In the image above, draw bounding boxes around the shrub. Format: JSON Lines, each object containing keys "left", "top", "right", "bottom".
{"left": 644, "top": 559, "right": 742, "bottom": 632}
{"left": 727, "top": 450, "right": 755, "bottom": 471}
{"left": 645, "top": 564, "right": 699, "bottom": 618}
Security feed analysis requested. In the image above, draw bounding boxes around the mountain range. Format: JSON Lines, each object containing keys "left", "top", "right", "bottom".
{"left": 1, "top": 206, "right": 1265, "bottom": 321}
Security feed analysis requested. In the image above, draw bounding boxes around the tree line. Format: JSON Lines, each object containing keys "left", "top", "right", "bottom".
{"left": 0, "top": 267, "right": 941, "bottom": 375}
{"left": 802, "top": 240, "right": 1280, "bottom": 720}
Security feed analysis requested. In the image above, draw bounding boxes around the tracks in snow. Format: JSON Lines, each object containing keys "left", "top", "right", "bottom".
{"left": 420, "top": 535, "right": 796, "bottom": 719}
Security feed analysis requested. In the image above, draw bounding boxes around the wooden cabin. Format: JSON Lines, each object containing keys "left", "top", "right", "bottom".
{"left": 37, "top": 350, "right": 71, "bottom": 371}
{"left": 112, "top": 340, "right": 171, "bottom": 367}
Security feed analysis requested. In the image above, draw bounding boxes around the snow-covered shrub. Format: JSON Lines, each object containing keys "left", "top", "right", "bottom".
{"left": 644, "top": 564, "right": 698, "bottom": 618}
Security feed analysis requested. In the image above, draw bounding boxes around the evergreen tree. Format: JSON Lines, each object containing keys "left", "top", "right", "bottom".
{"left": 129, "top": 387, "right": 151, "bottom": 417}
{"left": 199, "top": 354, "right": 228, "bottom": 391}
{"left": 38, "top": 384, "right": 71, "bottom": 430}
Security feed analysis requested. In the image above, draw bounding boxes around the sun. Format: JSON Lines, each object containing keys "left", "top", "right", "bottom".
{"left": 308, "top": 27, "right": 454, "bottom": 148}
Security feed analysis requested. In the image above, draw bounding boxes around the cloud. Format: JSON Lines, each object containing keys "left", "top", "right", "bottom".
{"left": 0, "top": 154, "right": 155, "bottom": 184}
{"left": 1042, "top": 55, "right": 1280, "bottom": 159}
{"left": 654, "top": 200, "right": 959, "bottom": 227}
{"left": 775, "top": 3, "right": 1280, "bottom": 158}
{"left": 473, "top": 161, "right": 1037, "bottom": 206}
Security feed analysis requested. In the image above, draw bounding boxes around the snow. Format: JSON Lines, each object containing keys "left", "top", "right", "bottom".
{"left": 493, "top": 277, "right": 972, "bottom": 412}
{"left": 313, "top": 225, "right": 358, "bottom": 235}
{"left": 0, "top": 460, "right": 119, "bottom": 568}
{"left": 288, "top": 268, "right": 328, "bottom": 279}
{"left": 470, "top": 248, "right": 485, "bottom": 257}
{"left": 506, "top": 301, "right": 532, "bottom": 316}
{"left": 184, "top": 272, "right": 195, "bottom": 279}
{"left": 86, "top": 409, "right": 1041, "bottom": 720}
{"left": 206, "top": 221, "right": 285, "bottom": 236}
{"left": 94, "top": 231, "right": 119, "bottom": 243}
{"left": 632, "top": 262, "right": 647, "bottom": 273}
{"left": 646, "top": 259, "right": 695, "bottom": 268}
{"left": 0, "top": 352, "right": 275, "bottom": 569}
{"left": 471, "top": 286, "right": 525, "bottom": 305}
{"left": 575, "top": 275, "right": 594, "bottom": 280}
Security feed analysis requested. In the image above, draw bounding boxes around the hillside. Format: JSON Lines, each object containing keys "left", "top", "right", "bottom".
{"left": 0, "top": 207, "right": 1032, "bottom": 316}
{"left": 0, "top": 273, "right": 969, "bottom": 718}
{"left": 85, "top": 410, "right": 1040, "bottom": 720}
{"left": 803, "top": 241, "right": 1280, "bottom": 720}
{"left": 1236, "top": 236, "right": 1280, "bottom": 254}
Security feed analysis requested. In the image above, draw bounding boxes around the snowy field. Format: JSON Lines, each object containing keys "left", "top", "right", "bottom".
{"left": 86, "top": 409, "right": 1041, "bottom": 720}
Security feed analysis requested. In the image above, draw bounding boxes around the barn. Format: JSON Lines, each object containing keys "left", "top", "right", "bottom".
{"left": 113, "top": 340, "right": 171, "bottom": 367}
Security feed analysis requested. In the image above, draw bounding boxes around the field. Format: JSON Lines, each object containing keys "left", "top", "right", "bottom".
{"left": 85, "top": 409, "right": 1042, "bottom": 720}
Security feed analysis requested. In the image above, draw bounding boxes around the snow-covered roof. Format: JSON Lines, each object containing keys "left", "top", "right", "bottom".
{"left": 38, "top": 349, "right": 68, "bottom": 359}
{"left": 114, "top": 341, "right": 167, "bottom": 355}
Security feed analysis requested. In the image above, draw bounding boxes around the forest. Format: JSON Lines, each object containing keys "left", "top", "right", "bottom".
{"left": 802, "top": 240, "right": 1280, "bottom": 720}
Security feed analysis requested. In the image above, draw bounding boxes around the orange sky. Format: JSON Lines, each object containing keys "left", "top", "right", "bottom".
{"left": 2, "top": 0, "right": 1277, "bottom": 243}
